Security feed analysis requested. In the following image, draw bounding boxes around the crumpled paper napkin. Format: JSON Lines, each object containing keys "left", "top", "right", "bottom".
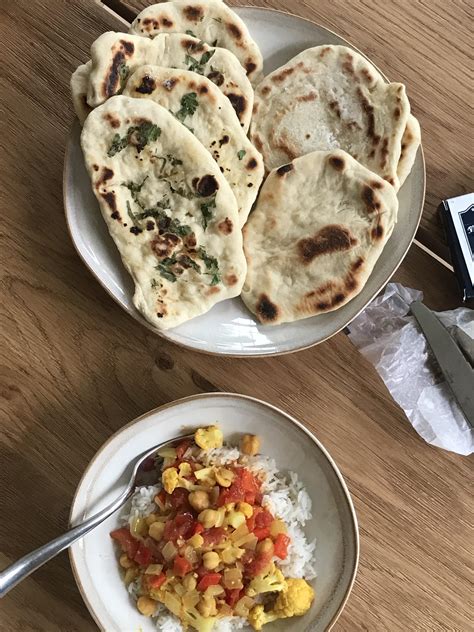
{"left": 348, "top": 283, "right": 474, "bottom": 455}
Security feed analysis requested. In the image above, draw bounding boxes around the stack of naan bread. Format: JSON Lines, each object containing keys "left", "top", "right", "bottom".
{"left": 72, "top": 0, "right": 420, "bottom": 329}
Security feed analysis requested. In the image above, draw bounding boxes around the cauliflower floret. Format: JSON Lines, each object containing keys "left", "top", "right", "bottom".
{"left": 274, "top": 578, "right": 315, "bottom": 618}
{"left": 247, "top": 579, "right": 315, "bottom": 630}
{"left": 194, "top": 426, "right": 223, "bottom": 451}
{"left": 162, "top": 467, "right": 179, "bottom": 494}
{"left": 247, "top": 566, "right": 287, "bottom": 596}
{"left": 184, "top": 606, "right": 217, "bottom": 632}
{"left": 248, "top": 605, "right": 278, "bottom": 631}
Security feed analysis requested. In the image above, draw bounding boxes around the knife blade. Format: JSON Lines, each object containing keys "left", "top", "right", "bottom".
{"left": 411, "top": 301, "right": 474, "bottom": 427}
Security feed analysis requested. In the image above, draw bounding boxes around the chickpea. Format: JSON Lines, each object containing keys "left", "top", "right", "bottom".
{"left": 198, "top": 595, "right": 217, "bottom": 617}
{"left": 198, "top": 509, "right": 218, "bottom": 529}
{"left": 119, "top": 553, "right": 134, "bottom": 569}
{"left": 215, "top": 467, "right": 235, "bottom": 488}
{"left": 183, "top": 573, "right": 197, "bottom": 591}
{"left": 148, "top": 521, "right": 165, "bottom": 541}
{"left": 256, "top": 538, "right": 274, "bottom": 557}
{"left": 240, "top": 434, "right": 260, "bottom": 456}
{"left": 189, "top": 490, "right": 210, "bottom": 512}
{"left": 203, "top": 551, "right": 220, "bottom": 570}
{"left": 236, "top": 502, "right": 253, "bottom": 518}
{"left": 137, "top": 596, "right": 157, "bottom": 617}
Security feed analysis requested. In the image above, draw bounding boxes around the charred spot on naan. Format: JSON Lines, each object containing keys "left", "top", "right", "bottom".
{"left": 226, "top": 22, "right": 243, "bottom": 41}
{"left": 193, "top": 175, "right": 219, "bottom": 197}
{"left": 104, "top": 40, "right": 135, "bottom": 98}
{"left": 361, "top": 184, "right": 382, "bottom": 213}
{"left": 256, "top": 294, "right": 279, "bottom": 323}
{"left": 371, "top": 222, "right": 384, "bottom": 241}
{"left": 180, "top": 38, "right": 206, "bottom": 53}
{"left": 135, "top": 75, "right": 156, "bottom": 95}
{"left": 276, "top": 163, "right": 294, "bottom": 177}
{"left": 198, "top": 84, "right": 210, "bottom": 95}
{"left": 101, "top": 191, "right": 121, "bottom": 221}
{"left": 163, "top": 77, "right": 180, "bottom": 92}
{"left": 341, "top": 52, "right": 355, "bottom": 75}
{"left": 245, "top": 61, "right": 257, "bottom": 75}
{"left": 246, "top": 158, "right": 259, "bottom": 170}
{"left": 183, "top": 5, "right": 204, "bottom": 22}
{"left": 272, "top": 66, "right": 296, "bottom": 83}
{"left": 319, "top": 46, "right": 332, "bottom": 59}
{"left": 328, "top": 155, "right": 345, "bottom": 171}
{"left": 207, "top": 70, "right": 225, "bottom": 87}
{"left": 140, "top": 17, "right": 160, "bottom": 33}
{"left": 218, "top": 218, "right": 233, "bottom": 235}
{"left": 226, "top": 93, "right": 247, "bottom": 119}
{"left": 329, "top": 100, "right": 342, "bottom": 118}
{"left": 298, "top": 225, "right": 358, "bottom": 264}
{"left": 297, "top": 92, "right": 318, "bottom": 103}
{"left": 151, "top": 233, "right": 181, "bottom": 258}
{"left": 356, "top": 87, "right": 377, "bottom": 144}
{"left": 225, "top": 273, "right": 239, "bottom": 286}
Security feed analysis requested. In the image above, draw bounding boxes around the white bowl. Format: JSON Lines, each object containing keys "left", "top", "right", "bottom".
{"left": 70, "top": 393, "right": 359, "bottom": 631}
{"left": 63, "top": 7, "right": 425, "bottom": 357}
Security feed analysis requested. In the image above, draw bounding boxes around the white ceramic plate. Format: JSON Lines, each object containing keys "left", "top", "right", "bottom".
{"left": 69, "top": 393, "right": 359, "bottom": 632}
{"left": 64, "top": 7, "right": 425, "bottom": 356}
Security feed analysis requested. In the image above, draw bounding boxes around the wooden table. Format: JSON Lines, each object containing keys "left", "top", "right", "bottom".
{"left": 0, "top": 1, "right": 472, "bottom": 631}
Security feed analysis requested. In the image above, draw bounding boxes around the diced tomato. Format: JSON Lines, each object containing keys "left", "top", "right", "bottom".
{"left": 193, "top": 522, "right": 204, "bottom": 535}
{"left": 245, "top": 549, "right": 273, "bottom": 578}
{"left": 148, "top": 573, "right": 166, "bottom": 589}
{"left": 239, "top": 468, "right": 260, "bottom": 495}
{"left": 225, "top": 588, "right": 242, "bottom": 607}
{"left": 197, "top": 573, "right": 222, "bottom": 591}
{"left": 255, "top": 509, "right": 273, "bottom": 529}
{"left": 241, "top": 550, "right": 254, "bottom": 566}
{"left": 273, "top": 533, "right": 291, "bottom": 560}
{"left": 195, "top": 565, "right": 208, "bottom": 579}
{"left": 218, "top": 467, "right": 261, "bottom": 507}
{"left": 134, "top": 541, "right": 152, "bottom": 566}
{"left": 169, "top": 488, "right": 190, "bottom": 511}
{"left": 202, "top": 527, "right": 226, "bottom": 547}
{"left": 173, "top": 556, "right": 192, "bottom": 577}
{"left": 110, "top": 527, "right": 138, "bottom": 559}
{"left": 164, "top": 512, "right": 195, "bottom": 541}
{"left": 155, "top": 490, "right": 167, "bottom": 509}
{"left": 176, "top": 439, "right": 192, "bottom": 460}
{"left": 253, "top": 527, "right": 270, "bottom": 541}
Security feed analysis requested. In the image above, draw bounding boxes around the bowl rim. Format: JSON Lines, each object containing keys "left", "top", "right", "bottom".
{"left": 63, "top": 5, "right": 426, "bottom": 360}
{"left": 69, "top": 391, "right": 360, "bottom": 632}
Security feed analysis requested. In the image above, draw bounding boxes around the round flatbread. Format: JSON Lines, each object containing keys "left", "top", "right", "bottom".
{"left": 71, "top": 61, "right": 92, "bottom": 124}
{"left": 124, "top": 65, "right": 264, "bottom": 226}
{"left": 81, "top": 95, "right": 246, "bottom": 330}
{"left": 86, "top": 31, "right": 254, "bottom": 131}
{"left": 129, "top": 0, "right": 263, "bottom": 84}
{"left": 242, "top": 150, "right": 399, "bottom": 325}
{"left": 251, "top": 45, "right": 411, "bottom": 190}
{"left": 398, "top": 114, "right": 421, "bottom": 187}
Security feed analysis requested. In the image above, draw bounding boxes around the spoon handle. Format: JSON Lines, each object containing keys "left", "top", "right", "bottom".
{"left": 0, "top": 487, "right": 132, "bottom": 598}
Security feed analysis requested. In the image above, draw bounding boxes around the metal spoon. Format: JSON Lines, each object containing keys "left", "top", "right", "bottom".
{"left": 0, "top": 433, "right": 194, "bottom": 598}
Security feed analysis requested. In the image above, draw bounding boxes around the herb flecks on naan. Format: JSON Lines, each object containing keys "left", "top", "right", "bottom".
{"left": 130, "top": 0, "right": 263, "bottom": 84}
{"left": 251, "top": 45, "right": 411, "bottom": 190}
{"left": 87, "top": 31, "right": 254, "bottom": 130}
{"left": 242, "top": 150, "right": 398, "bottom": 325}
{"left": 124, "top": 65, "right": 264, "bottom": 226}
{"left": 81, "top": 95, "right": 246, "bottom": 330}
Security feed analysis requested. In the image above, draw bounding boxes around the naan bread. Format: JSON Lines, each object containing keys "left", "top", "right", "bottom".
{"left": 71, "top": 61, "right": 92, "bottom": 124}
{"left": 123, "top": 65, "right": 264, "bottom": 226}
{"left": 398, "top": 114, "right": 421, "bottom": 187}
{"left": 129, "top": 0, "right": 263, "bottom": 84}
{"left": 251, "top": 45, "right": 411, "bottom": 190}
{"left": 242, "top": 150, "right": 398, "bottom": 325}
{"left": 81, "top": 95, "right": 246, "bottom": 330}
{"left": 87, "top": 31, "right": 253, "bottom": 130}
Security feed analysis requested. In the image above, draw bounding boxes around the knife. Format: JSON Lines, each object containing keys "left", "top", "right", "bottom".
{"left": 411, "top": 301, "right": 474, "bottom": 427}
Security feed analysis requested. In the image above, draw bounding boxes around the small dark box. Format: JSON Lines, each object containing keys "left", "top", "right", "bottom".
{"left": 440, "top": 193, "right": 474, "bottom": 301}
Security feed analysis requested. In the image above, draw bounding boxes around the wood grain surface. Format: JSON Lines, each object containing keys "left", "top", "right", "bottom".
{"left": 0, "top": 1, "right": 472, "bottom": 631}
{"left": 109, "top": 0, "right": 473, "bottom": 262}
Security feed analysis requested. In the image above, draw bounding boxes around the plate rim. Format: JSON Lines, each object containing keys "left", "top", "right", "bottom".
{"left": 68, "top": 391, "right": 360, "bottom": 632}
{"left": 63, "top": 6, "right": 426, "bottom": 359}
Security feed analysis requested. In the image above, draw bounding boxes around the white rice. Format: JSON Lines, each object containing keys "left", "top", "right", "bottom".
{"left": 122, "top": 447, "right": 317, "bottom": 631}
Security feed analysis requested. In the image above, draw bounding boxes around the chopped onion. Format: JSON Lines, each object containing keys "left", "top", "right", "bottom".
{"left": 223, "top": 568, "right": 243, "bottom": 590}
{"left": 234, "top": 596, "right": 255, "bottom": 618}
{"left": 230, "top": 524, "right": 248, "bottom": 542}
{"left": 162, "top": 541, "right": 177, "bottom": 562}
{"left": 164, "top": 591, "right": 182, "bottom": 616}
{"left": 158, "top": 447, "right": 177, "bottom": 458}
{"left": 144, "top": 564, "right": 163, "bottom": 575}
{"left": 183, "top": 589, "right": 200, "bottom": 609}
{"left": 205, "top": 585, "right": 224, "bottom": 597}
